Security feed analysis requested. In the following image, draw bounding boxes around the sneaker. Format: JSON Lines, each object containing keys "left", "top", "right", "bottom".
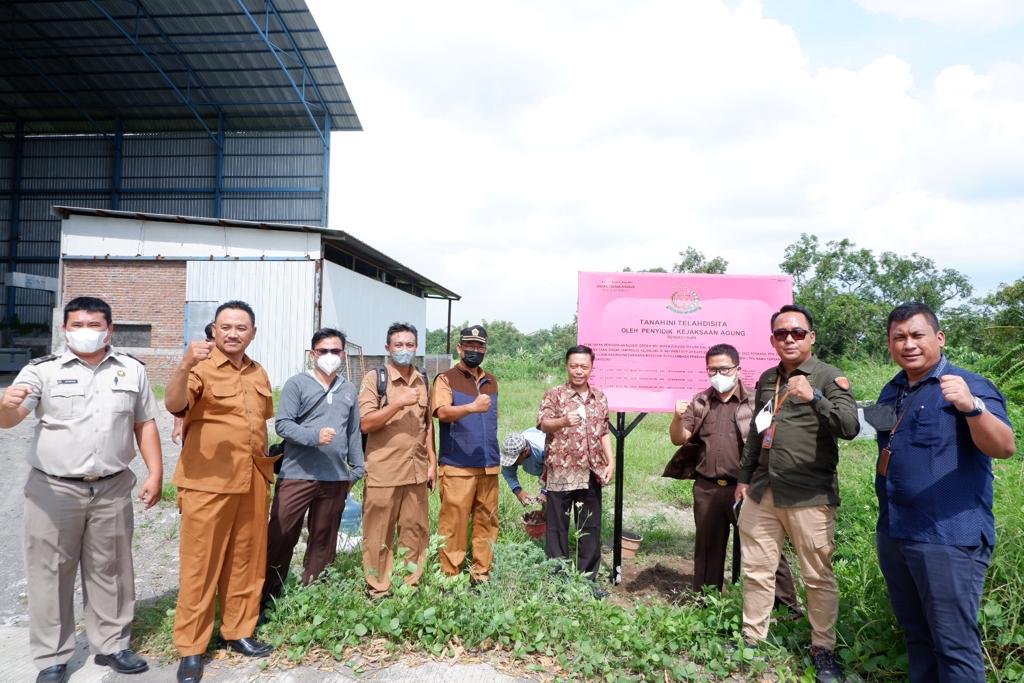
{"left": 810, "top": 646, "right": 844, "bottom": 683}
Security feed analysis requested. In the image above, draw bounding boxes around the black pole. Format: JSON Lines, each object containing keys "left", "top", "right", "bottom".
{"left": 612, "top": 412, "right": 625, "bottom": 584}
{"left": 445, "top": 299, "right": 452, "bottom": 355}
{"left": 608, "top": 411, "right": 647, "bottom": 585}
{"left": 731, "top": 523, "right": 741, "bottom": 584}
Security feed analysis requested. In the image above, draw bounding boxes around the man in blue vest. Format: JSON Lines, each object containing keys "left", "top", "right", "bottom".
{"left": 432, "top": 325, "right": 500, "bottom": 582}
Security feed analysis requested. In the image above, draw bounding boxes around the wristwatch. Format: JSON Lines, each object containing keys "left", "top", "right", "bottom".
{"left": 810, "top": 388, "right": 824, "bottom": 405}
{"left": 961, "top": 396, "right": 986, "bottom": 418}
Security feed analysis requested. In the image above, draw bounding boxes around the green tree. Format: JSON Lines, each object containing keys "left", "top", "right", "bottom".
{"left": 779, "top": 233, "right": 972, "bottom": 359}
{"left": 623, "top": 247, "right": 728, "bottom": 274}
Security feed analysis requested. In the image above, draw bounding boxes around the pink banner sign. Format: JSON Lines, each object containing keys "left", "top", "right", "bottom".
{"left": 577, "top": 272, "right": 793, "bottom": 413}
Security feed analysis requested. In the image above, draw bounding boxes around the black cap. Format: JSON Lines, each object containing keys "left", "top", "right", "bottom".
{"left": 460, "top": 325, "right": 488, "bottom": 344}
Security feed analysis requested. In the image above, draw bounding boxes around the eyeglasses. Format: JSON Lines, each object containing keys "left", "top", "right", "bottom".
{"left": 312, "top": 348, "right": 344, "bottom": 356}
{"left": 706, "top": 366, "right": 737, "bottom": 377}
{"left": 772, "top": 328, "right": 809, "bottom": 341}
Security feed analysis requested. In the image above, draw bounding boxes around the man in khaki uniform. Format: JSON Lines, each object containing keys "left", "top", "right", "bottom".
{"left": 735, "top": 304, "right": 859, "bottom": 683}
{"left": 359, "top": 322, "right": 435, "bottom": 596}
{"left": 0, "top": 296, "right": 163, "bottom": 683}
{"left": 432, "top": 325, "right": 500, "bottom": 582}
{"left": 165, "top": 300, "right": 276, "bottom": 683}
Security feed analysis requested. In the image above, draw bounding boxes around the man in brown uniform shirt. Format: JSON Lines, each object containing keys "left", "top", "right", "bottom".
{"left": 359, "top": 322, "right": 435, "bottom": 596}
{"left": 669, "top": 344, "right": 799, "bottom": 610}
{"left": 165, "top": 301, "right": 277, "bottom": 683}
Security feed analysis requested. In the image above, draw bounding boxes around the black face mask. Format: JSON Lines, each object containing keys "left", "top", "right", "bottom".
{"left": 863, "top": 403, "right": 897, "bottom": 432}
{"left": 462, "top": 350, "right": 485, "bottom": 369}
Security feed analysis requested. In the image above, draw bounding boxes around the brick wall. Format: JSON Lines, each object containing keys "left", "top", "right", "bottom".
{"left": 61, "top": 260, "right": 186, "bottom": 383}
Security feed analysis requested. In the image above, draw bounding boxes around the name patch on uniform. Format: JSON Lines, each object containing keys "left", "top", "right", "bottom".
{"left": 57, "top": 379, "right": 79, "bottom": 384}
{"left": 834, "top": 377, "right": 851, "bottom": 391}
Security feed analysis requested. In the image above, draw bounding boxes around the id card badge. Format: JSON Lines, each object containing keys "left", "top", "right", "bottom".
{"left": 754, "top": 402, "right": 773, "bottom": 434}
{"left": 762, "top": 424, "right": 777, "bottom": 449}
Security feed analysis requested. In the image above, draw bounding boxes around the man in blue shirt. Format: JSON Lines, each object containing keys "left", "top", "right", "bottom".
{"left": 872, "top": 302, "right": 1016, "bottom": 682}
{"left": 500, "top": 428, "right": 547, "bottom": 505}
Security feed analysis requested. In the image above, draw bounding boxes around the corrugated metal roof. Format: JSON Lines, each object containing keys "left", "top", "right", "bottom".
{"left": 0, "top": 0, "right": 360, "bottom": 136}
{"left": 52, "top": 204, "right": 460, "bottom": 301}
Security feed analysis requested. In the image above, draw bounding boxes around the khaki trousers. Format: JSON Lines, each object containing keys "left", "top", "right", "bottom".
{"left": 174, "top": 467, "right": 270, "bottom": 656}
{"left": 24, "top": 468, "right": 136, "bottom": 669}
{"left": 362, "top": 482, "right": 429, "bottom": 595}
{"left": 738, "top": 487, "right": 838, "bottom": 649}
{"left": 437, "top": 471, "right": 499, "bottom": 581}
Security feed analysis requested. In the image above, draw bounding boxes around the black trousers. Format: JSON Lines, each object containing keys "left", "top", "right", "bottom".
{"left": 692, "top": 475, "right": 800, "bottom": 611}
{"left": 545, "top": 473, "right": 602, "bottom": 582}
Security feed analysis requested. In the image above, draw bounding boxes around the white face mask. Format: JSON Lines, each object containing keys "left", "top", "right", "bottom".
{"left": 66, "top": 327, "right": 109, "bottom": 354}
{"left": 710, "top": 373, "right": 736, "bottom": 394}
{"left": 315, "top": 352, "right": 342, "bottom": 375}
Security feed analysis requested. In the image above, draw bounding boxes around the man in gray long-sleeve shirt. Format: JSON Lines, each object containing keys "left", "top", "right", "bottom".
{"left": 263, "top": 328, "right": 364, "bottom": 611}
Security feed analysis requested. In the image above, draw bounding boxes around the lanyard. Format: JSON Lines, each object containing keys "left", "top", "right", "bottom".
{"left": 885, "top": 383, "right": 922, "bottom": 449}
{"left": 772, "top": 373, "right": 794, "bottom": 417}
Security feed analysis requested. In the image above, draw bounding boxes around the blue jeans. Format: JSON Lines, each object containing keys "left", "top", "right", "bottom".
{"left": 876, "top": 530, "right": 992, "bottom": 683}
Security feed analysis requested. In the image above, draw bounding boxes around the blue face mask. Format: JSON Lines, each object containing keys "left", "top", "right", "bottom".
{"left": 391, "top": 349, "right": 415, "bottom": 366}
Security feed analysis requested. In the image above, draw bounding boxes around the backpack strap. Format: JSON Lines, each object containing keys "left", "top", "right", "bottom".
{"left": 376, "top": 366, "right": 387, "bottom": 409}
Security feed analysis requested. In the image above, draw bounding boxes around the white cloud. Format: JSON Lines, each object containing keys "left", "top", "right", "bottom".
{"left": 851, "top": 0, "right": 1024, "bottom": 31}
{"left": 309, "top": 0, "right": 1024, "bottom": 334}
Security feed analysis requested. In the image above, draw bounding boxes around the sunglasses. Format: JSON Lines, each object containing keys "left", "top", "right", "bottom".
{"left": 312, "top": 348, "right": 344, "bottom": 356}
{"left": 772, "top": 328, "right": 810, "bottom": 341}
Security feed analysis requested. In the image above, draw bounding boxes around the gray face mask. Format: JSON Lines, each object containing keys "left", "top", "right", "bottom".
{"left": 391, "top": 349, "right": 415, "bottom": 366}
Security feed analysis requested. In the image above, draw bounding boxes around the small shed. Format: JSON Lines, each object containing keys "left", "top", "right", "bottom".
{"left": 53, "top": 206, "right": 459, "bottom": 386}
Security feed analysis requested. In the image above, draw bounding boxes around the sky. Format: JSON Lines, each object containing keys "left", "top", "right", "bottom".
{"left": 306, "top": 0, "right": 1024, "bottom": 333}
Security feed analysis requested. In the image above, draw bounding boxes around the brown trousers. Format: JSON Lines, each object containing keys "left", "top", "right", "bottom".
{"left": 263, "top": 478, "right": 349, "bottom": 605}
{"left": 174, "top": 467, "right": 270, "bottom": 656}
{"left": 437, "top": 471, "right": 499, "bottom": 581}
{"left": 24, "top": 469, "right": 136, "bottom": 669}
{"left": 362, "top": 482, "right": 429, "bottom": 595}
{"left": 692, "top": 476, "right": 800, "bottom": 611}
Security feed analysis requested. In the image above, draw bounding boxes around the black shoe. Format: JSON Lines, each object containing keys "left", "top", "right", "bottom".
{"left": 224, "top": 636, "right": 273, "bottom": 657}
{"left": 592, "top": 586, "right": 609, "bottom": 600}
{"left": 811, "top": 646, "right": 844, "bottom": 683}
{"left": 95, "top": 648, "right": 149, "bottom": 674}
{"left": 177, "top": 655, "right": 204, "bottom": 683}
{"left": 36, "top": 665, "right": 68, "bottom": 683}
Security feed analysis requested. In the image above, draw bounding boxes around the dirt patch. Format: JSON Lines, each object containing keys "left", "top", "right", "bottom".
{"left": 608, "top": 555, "right": 696, "bottom": 606}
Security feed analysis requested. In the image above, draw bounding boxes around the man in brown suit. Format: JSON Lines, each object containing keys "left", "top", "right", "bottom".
{"left": 165, "top": 301, "right": 276, "bottom": 683}
{"left": 670, "top": 343, "right": 800, "bottom": 611}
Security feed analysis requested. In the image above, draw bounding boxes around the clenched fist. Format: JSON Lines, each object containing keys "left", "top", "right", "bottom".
{"left": 469, "top": 393, "right": 492, "bottom": 414}
{"left": 675, "top": 400, "right": 690, "bottom": 417}
{"left": 180, "top": 341, "right": 215, "bottom": 370}
{"left": 319, "top": 427, "right": 336, "bottom": 445}
{"left": 1, "top": 384, "right": 33, "bottom": 410}
{"left": 786, "top": 375, "right": 814, "bottom": 403}
{"left": 392, "top": 386, "right": 419, "bottom": 408}
{"left": 940, "top": 375, "right": 975, "bottom": 413}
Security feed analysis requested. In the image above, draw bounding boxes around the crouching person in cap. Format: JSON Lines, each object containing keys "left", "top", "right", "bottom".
{"left": 0, "top": 296, "right": 163, "bottom": 683}
{"left": 500, "top": 428, "right": 548, "bottom": 506}
{"left": 433, "top": 325, "right": 501, "bottom": 583}
{"left": 538, "top": 345, "right": 613, "bottom": 597}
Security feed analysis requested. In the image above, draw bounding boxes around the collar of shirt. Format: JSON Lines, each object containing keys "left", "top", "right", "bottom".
{"left": 775, "top": 354, "right": 821, "bottom": 379}
{"left": 57, "top": 347, "right": 122, "bottom": 369}
{"left": 892, "top": 354, "right": 949, "bottom": 390}
{"left": 210, "top": 345, "right": 252, "bottom": 370}
{"left": 560, "top": 382, "right": 595, "bottom": 402}
{"left": 305, "top": 369, "right": 343, "bottom": 392}
{"left": 387, "top": 362, "right": 424, "bottom": 386}
{"left": 709, "top": 380, "right": 748, "bottom": 404}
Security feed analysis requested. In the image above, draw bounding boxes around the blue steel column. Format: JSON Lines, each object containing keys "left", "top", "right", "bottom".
{"left": 5, "top": 121, "right": 25, "bottom": 341}
{"left": 112, "top": 118, "right": 123, "bottom": 209}
{"left": 320, "top": 111, "right": 331, "bottom": 226}
{"left": 215, "top": 112, "right": 225, "bottom": 217}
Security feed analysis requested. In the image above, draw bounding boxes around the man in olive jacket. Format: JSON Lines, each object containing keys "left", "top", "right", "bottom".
{"left": 735, "top": 305, "right": 859, "bottom": 683}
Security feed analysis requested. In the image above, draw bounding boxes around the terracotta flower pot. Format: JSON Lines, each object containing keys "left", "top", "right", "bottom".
{"left": 620, "top": 530, "right": 643, "bottom": 559}
{"left": 522, "top": 510, "right": 546, "bottom": 539}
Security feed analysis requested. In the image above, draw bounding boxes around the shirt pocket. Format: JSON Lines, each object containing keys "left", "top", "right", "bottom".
{"left": 908, "top": 410, "right": 943, "bottom": 447}
{"left": 47, "top": 382, "right": 86, "bottom": 420}
{"left": 254, "top": 383, "right": 274, "bottom": 419}
{"left": 208, "top": 382, "right": 241, "bottom": 414}
{"left": 110, "top": 383, "right": 139, "bottom": 414}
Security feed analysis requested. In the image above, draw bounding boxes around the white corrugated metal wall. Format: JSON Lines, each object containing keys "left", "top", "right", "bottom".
{"left": 186, "top": 261, "right": 316, "bottom": 387}
{"left": 321, "top": 261, "right": 426, "bottom": 354}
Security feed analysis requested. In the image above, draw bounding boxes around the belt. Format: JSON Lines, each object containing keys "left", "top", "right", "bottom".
{"left": 37, "top": 468, "right": 126, "bottom": 483}
{"left": 698, "top": 473, "right": 738, "bottom": 487}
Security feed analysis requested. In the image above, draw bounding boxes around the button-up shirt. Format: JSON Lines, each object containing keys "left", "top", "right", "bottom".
{"left": 15, "top": 348, "right": 159, "bottom": 477}
{"left": 537, "top": 383, "right": 609, "bottom": 492}
{"left": 172, "top": 347, "right": 275, "bottom": 494}
{"left": 875, "top": 355, "right": 1012, "bottom": 547}
{"left": 740, "top": 355, "right": 860, "bottom": 507}
{"left": 359, "top": 363, "right": 431, "bottom": 488}
{"left": 679, "top": 382, "right": 752, "bottom": 480}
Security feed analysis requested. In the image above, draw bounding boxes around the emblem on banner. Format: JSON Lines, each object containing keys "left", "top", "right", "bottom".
{"left": 667, "top": 288, "right": 702, "bottom": 314}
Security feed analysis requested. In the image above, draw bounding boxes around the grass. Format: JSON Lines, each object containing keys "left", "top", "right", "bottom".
{"left": 134, "top": 354, "right": 1024, "bottom": 681}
